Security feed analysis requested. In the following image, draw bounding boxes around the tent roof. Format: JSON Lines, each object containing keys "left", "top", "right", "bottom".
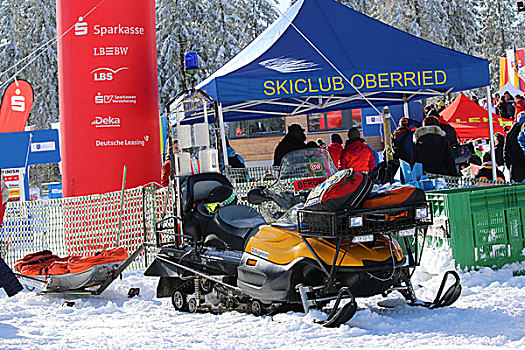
{"left": 193, "top": 0, "right": 489, "bottom": 122}
{"left": 497, "top": 82, "right": 522, "bottom": 98}
{"left": 440, "top": 94, "right": 514, "bottom": 139}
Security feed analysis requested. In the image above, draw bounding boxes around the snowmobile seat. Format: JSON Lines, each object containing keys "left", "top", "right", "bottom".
{"left": 204, "top": 205, "right": 266, "bottom": 251}
{"left": 181, "top": 173, "right": 233, "bottom": 217}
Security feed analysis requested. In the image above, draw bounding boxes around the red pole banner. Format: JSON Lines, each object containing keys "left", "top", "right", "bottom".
{"left": 56, "top": 0, "right": 160, "bottom": 197}
{"left": 0, "top": 80, "right": 34, "bottom": 133}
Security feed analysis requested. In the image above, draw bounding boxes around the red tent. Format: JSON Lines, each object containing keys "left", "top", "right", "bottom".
{"left": 440, "top": 94, "right": 515, "bottom": 140}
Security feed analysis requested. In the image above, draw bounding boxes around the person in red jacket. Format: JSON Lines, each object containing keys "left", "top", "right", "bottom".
{"left": 327, "top": 133, "right": 344, "bottom": 167}
{"left": 161, "top": 140, "right": 178, "bottom": 187}
{"left": 339, "top": 127, "right": 375, "bottom": 172}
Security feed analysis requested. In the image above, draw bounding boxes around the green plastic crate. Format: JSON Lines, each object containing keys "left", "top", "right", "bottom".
{"left": 426, "top": 183, "right": 525, "bottom": 269}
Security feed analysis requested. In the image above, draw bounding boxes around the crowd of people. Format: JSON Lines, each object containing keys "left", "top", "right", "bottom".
{"left": 269, "top": 95, "right": 525, "bottom": 183}
{"left": 159, "top": 91, "right": 525, "bottom": 185}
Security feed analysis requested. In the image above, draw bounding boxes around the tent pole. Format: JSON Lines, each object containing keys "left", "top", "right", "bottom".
{"left": 486, "top": 86, "right": 497, "bottom": 180}
{"left": 218, "top": 103, "right": 229, "bottom": 168}
{"left": 403, "top": 97, "right": 409, "bottom": 119}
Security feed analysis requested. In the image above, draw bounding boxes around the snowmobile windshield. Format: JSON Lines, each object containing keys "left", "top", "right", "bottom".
{"left": 258, "top": 148, "right": 338, "bottom": 223}
{"left": 278, "top": 148, "right": 338, "bottom": 184}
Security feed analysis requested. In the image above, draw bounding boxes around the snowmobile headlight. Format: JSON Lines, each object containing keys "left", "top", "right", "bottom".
{"left": 352, "top": 234, "right": 374, "bottom": 243}
{"left": 415, "top": 207, "right": 428, "bottom": 219}
{"left": 398, "top": 228, "right": 415, "bottom": 237}
{"left": 349, "top": 216, "right": 363, "bottom": 227}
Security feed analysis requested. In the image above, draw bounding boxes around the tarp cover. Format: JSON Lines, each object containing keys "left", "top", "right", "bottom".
{"left": 195, "top": 0, "right": 489, "bottom": 122}
{"left": 497, "top": 82, "right": 522, "bottom": 98}
{"left": 440, "top": 94, "right": 515, "bottom": 140}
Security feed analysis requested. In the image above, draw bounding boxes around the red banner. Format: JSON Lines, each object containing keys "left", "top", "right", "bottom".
{"left": 0, "top": 80, "right": 34, "bottom": 133}
{"left": 56, "top": 0, "right": 160, "bottom": 197}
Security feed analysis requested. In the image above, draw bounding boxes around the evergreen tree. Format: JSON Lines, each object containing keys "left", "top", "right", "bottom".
{"left": 479, "top": 0, "right": 518, "bottom": 89}
{"left": 442, "top": 0, "right": 481, "bottom": 56}
{"left": 371, "top": 0, "right": 422, "bottom": 37}
{"left": 0, "top": 0, "right": 20, "bottom": 85}
{"left": 339, "top": 0, "right": 375, "bottom": 15}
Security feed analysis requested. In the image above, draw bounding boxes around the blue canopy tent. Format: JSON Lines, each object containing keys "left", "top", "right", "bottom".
{"left": 184, "top": 0, "right": 496, "bottom": 177}
{"left": 194, "top": 0, "right": 489, "bottom": 122}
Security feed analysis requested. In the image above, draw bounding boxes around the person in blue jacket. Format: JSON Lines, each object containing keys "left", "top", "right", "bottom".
{"left": 391, "top": 117, "right": 415, "bottom": 162}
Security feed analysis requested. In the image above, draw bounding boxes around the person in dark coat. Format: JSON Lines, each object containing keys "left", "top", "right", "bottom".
{"left": 436, "top": 115, "right": 459, "bottom": 147}
{"left": 411, "top": 116, "right": 457, "bottom": 176}
{"left": 392, "top": 117, "right": 414, "bottom": 162}
{"left": 504, "top": 112, "right": 525, "bottom": 182}
{"left": 273, "top": 124, "right": 307, "bottom": 166}
{"left": 0, "top": 257, "right": 23, "bottom": 297}
{"left": 504, "top": 91, "right": 516, "bottom": 118}
{"left": 494, "top": 133, "right": 505, "bottom": 168}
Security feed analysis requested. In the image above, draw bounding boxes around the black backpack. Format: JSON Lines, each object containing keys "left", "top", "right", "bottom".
{"left": 369, "top": 159, "right": 401, "bottom": 185}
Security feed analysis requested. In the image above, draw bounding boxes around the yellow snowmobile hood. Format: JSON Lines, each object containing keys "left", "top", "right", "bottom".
{"left": 245, "top": 225, "right": 404, "bottom": 266}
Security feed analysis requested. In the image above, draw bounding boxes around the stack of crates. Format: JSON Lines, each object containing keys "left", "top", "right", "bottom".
{"left": 426, "top": 184, "right": 525, "bottom": 269}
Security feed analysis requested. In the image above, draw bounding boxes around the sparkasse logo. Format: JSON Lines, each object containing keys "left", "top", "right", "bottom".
{"left": 10, "top": 88, "right": 25, "bottom": 112}
{"left": 91, "top": 115, "right": 121, "bottom": 128}
{"left": 74, "top": 17, "right": 88, "bottom": 36}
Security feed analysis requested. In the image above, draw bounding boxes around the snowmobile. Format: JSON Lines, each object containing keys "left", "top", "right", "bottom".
{"left": 145, "top": 148, "right": 461, "bottom": 327}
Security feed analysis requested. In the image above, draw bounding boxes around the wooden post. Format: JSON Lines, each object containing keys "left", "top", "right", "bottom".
{"left": 116, "top": 165, "right": 128, "bottom": 247}
{"left": 383, "top": 107, "right": 393, "bottom": 161}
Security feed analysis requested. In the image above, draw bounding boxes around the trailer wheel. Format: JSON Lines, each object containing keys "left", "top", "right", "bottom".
{"left": 187, "top": 298, "right": 198, "bottom": 313}
{"left": 171, "top": 291, "right": 188, "bottom": 312}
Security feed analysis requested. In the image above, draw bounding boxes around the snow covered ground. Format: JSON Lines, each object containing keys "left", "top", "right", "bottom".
{"left": 1, "top": 245, "right": 524, "bottom": 350}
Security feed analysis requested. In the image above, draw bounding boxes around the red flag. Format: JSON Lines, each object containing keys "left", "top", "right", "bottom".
{"left": 0, "top": 79, "right": 34, "bottom": 133}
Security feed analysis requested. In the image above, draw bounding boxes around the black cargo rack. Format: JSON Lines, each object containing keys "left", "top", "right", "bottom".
{"left": 297, "top": 202, "right": 432, "bottom": 239}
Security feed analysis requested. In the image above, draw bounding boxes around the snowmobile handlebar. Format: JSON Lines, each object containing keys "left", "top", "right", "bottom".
{"left": 248, "top": 186, "right": 304, "bottom": 211}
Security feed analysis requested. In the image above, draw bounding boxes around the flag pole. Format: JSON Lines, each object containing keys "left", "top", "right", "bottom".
{"left": 486, "top": 86, "right": 497, "bottom": 181}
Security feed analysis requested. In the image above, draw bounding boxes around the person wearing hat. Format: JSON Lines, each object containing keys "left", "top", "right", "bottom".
{"left": 327, "top": 133, "right": 344, "bottom": 167}
{"left": 339, "top": 127, "right": 375, "bottom": 172}
{"left": 273, "top": 123, "right": 307, "bottom": 166}
{"left": 411, "top": 116, "right": 457, "bottom": 176}
{"left": 391, "top": 117, "right": 415, "bottom": 162}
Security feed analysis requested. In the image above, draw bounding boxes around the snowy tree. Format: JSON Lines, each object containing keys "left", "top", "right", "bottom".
{"left": 339, "top": 0, "right": 376, "bottom": 15}
{"left": 156, "top": 0, "right": 209, "bottom": 114}
{"left": 155, "top": 0, "right": 278, "bottom": 114}
{"left": 18, "top": 0, "right": 59, "bottom": 129}
{"left": 479, "top": 0, "right": 518, "bottom": 89}
{"left": 0, "top": 0, "right": 21, "bottom": 85}
{"left": 371, "top": 0, "right": 422, "bottom": 37}
{"left": 417, "top": 0, "right": 448, "bottom": 46}
{"left": 442, "top": 0, "right": 481, "bottom": 55}
{"left": 200, "top": 0, "right": 250, "bottom": 75}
